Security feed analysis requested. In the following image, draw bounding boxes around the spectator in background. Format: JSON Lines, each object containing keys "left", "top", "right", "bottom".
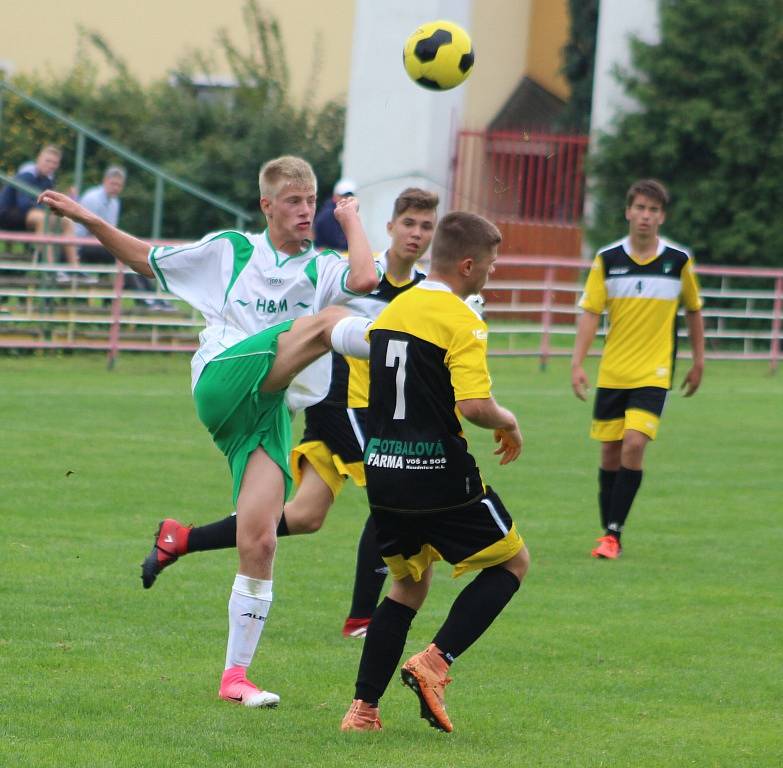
{"left": 314, "top": 178, "right": 357, "bottom": 251}
{"left": 76, "top": 166, "right": 171, "bottom": 309}
{"left": 0, "top": 145, "right": 81, "bottom": 272}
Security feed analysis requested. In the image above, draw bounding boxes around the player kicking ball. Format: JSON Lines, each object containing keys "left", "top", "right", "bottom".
{"left": 39, "top": 156, "right": 378, "bottom": 708}
{"left": 340, "top": 212, "right": 530, "bottom": 733}
{"left": 137, "top": 188, "right": 441, "bottom": 642}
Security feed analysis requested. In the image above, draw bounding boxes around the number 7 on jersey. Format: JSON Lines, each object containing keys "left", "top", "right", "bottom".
{"left": 386, "top": 339, "right": 408, "bottom": 420}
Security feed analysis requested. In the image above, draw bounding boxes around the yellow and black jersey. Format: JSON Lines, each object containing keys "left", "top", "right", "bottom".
{"left": 319, "top": 263, "right": 427, "bottom": 408}
{"left": 364, "top": 280, "right": 491, "bottom": 513}
{"left": 579, "top": 236, "right": 703, "bottom": 389}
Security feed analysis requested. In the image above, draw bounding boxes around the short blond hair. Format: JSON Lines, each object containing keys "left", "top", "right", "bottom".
{"left": 258, "top": 155, "right": 317, "bottom": 198}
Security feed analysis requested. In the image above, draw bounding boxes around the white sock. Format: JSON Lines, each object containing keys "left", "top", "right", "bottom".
{"left": 225, "top": 574, "right": 273, "bottom": 670}
{"left": 331, "top": 316, "right": 372, "bottom": 359}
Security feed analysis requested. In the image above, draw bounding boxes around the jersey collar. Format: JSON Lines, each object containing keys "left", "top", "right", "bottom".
{"left": 265, "top": 229, "right": 314, "bottom": 266}
{"left": 621, "top": 235, "right": 667, "bottom": 265}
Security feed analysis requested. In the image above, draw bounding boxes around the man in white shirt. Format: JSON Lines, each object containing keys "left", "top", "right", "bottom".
{"left": 75, "top": 166, "right": 168, "bottom": 304}
{"left": 38, "top": 155, "right": 378, "bottom": 709}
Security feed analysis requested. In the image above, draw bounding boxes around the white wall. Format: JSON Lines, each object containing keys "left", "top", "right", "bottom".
{"left": 342, "top": 0, "right": 472, "bottom": 250}
{"left": 590, "top": 0, "right": 660, "bottom": 139}
{"left": 583, "top": 0, "right": 661, "bottom": 236}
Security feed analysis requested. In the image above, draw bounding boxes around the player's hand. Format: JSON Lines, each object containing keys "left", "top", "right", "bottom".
{"left": 333, "top": 195, "right": 360, "bottom": 226}
{"left": 681, "top": 363, "right": 703, "bottom": 397}
{"left": 37, "top": 190, "right": 90, "bottom": 224}
{"left": 571, "top": 365, "right": 590, "bottom": 401}
{"left": 493, "top": 426, "right": 523, "bottom": 465}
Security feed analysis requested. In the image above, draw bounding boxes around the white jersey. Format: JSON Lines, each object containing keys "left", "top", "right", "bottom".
{"left": 149, "top": 230, "right": 379, "bottom": 390}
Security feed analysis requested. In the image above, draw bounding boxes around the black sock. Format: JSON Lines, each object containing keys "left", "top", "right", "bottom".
{"left": 355, "top": 597, "right": 416, "bottom": 705}
{"left": 187, "top": 515, "right": 236, "bottom": 552}
{"left": 606, "top": 467, "right": 643, "bottom": 539}
{"left": 276, "top": 512, "right": 289, "bottom": 537}
{"left": 599, "top": 468, "right": 618, "bottom": 530}
{"left": 187, "top": 511, "right": 288, "bottom": 551}
{"left": 432, "top": 566, "right": 520, "bottom": 663}
{"left": 348, "top": 515, "right": 388, "bottom": 619}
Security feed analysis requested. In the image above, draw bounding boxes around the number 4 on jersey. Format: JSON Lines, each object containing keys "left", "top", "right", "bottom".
{"left": 385, "top": 339, "right": 408, "bottom": 420}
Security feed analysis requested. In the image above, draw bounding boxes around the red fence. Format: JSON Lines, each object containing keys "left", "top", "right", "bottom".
{"left": 451, "top": 129, "right": 589, "bottom": 225}
{"left": 2, "top": 233, "right": 781, "bottom": 373}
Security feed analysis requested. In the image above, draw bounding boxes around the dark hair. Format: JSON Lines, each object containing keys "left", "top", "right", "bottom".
{"left": 431, "top": 211, "right": 502, "bottom": 265}
{"left": 626, "top": 179, "right": 669, "bottom": 209}
{"left": 391, "top": 187, "right": 439, "bottom": 219}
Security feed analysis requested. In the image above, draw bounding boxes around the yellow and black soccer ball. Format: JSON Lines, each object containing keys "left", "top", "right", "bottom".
{"left": 403, "top": 20, "right": 475, "bottom": 91}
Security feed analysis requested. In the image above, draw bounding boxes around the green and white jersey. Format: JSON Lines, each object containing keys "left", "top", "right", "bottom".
{"left": 149, "top": 229, "right": 378, "bottom": 390}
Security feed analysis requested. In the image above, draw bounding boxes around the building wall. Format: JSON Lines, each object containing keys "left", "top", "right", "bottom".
{"left": 527, "top": 0, "right": 570, "bottom": 100}
{"left": 0, "top": 0, "right": 356, "bottom": 106}
{"left": 463, "top": 0, "right": 532, "bottom": 129}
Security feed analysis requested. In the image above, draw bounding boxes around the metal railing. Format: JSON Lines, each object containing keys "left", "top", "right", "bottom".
{"left": 1, "top": 236, "right": 780, "bottom": 373}
{"left": 0, "top": 81, "right": 254, "bottom": 237}
{"left": 451, "top": 129, "right": 589, "bottom": 223}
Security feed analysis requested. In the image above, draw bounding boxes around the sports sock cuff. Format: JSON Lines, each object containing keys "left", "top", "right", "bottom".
{"left": 381, "top": 596, "right": 417, "bottom": 624}
{"left": 233, "top": 574, "right": 273, "bottom": 600}
{"left": 330, "top": 316, "right": 372, "bottom": 359}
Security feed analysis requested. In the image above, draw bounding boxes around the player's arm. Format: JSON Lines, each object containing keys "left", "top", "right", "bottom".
{"left": 37, "top": 189, "right": 153, "bottom": 277}
{"left": 571, "top": 310, "right": 601, "bottom": 401}
{"left": 682, "top": 309, "right": 705, "bottom": 396}
{"left": 333, "top": 196, "right": 378, "bottom": 294}
{"left": 457, "top": 397, "right": 522, "bottom": 465}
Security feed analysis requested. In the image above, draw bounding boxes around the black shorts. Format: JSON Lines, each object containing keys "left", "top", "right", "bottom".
{"left": 300, "top": 401, "right": 366, "bottom": 463}
{"left": 371, "top": 486, "right": 525, "bottom": 581}
{"left": 291, "top": 403, "right": 367, "bottom": 494}
{"left": 591, "top": 386, "right": 668, "bottom": 441}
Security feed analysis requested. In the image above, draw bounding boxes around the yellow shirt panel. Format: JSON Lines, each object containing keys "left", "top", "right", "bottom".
{"left": 371, "top": 285, "right": 492, "bottom": 402}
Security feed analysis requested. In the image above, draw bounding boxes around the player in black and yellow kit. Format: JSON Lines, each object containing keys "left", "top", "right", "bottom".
{"left": 341, "top": 212, "right": 530, "bottom": 734}
{"left": 140, "top": 188, "right": 440, "bottom": 638}
{"left": 571, "top": 179, "right": 705, "bottom": 559}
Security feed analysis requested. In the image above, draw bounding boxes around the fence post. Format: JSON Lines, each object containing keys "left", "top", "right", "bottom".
{"left": 152, "top": 175, "right": 164, "bottom": 239}
{"left": 74, "top": 131, "right": 86, "bottom": 193}
{"left": 539, "top": 265, "right": 554, "bottom": 371}
{"left": 106, "top": 262, "right": 125, "bottom": 370}
{"left": 771, "top": 276, "right": 782, "bottom": 375}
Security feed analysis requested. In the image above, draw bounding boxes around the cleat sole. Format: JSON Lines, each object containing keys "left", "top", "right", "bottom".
{"left": 400, "top": 669, "right": 450, "bottom": 732}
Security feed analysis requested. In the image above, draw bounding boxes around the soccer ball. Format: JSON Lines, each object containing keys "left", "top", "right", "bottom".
{"left": 403, "top": 20, "right": 475, "bottom": 91}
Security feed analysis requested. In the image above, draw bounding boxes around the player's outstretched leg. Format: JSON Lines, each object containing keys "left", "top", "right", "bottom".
{"left": 343, "top": 515, "right": 388, "bottom": 638}
{"left": 140, "top": 518, "right": 192, "bottom": 588}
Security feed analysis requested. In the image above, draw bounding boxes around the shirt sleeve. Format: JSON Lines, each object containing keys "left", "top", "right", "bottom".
{"left": 314, "top": 253, "right": 383, "bottom": 309}
{"left": 148, "top": 232, "right": 235, "bottom": 311}
{"left": 446, "top": 312, "right": 492, "bottom": 401}
{"left": 680, "top": 258, "right": 703, "bottom": 311}
{"left": 578, "top": 255, "right": 607, "bottom": 314}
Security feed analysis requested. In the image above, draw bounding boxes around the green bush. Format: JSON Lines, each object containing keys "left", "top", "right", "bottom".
{"left": 589, "top": 0, "right": 783, "bottom": 265}
{"left": 0, "top": 1, "right": 345, "bottom": 239}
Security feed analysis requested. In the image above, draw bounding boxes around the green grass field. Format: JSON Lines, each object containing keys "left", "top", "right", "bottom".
{"left": 1, "top": 354, "right": 781, "bottom": 767}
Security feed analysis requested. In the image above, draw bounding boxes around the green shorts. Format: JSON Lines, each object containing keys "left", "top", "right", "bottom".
{"left": 193, "top": 320, "right": 295, "bottom": 505}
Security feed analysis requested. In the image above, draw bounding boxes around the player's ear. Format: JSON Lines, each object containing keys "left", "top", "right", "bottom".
{"left": 260, "top": 196, "right": 272, "bottom": 216}
{"left": 386, "top": 220, "right": 393, "bottom": 236}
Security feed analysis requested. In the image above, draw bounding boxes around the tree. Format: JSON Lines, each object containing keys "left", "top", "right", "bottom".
{"left": 588, "top": 0, "right": 783, "bottom": 265}
{"left": 0, "top": 1, "right": 345, "bottom": 239}
{"left": 557, "top": 0, "right": 599, "bottom": 133}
